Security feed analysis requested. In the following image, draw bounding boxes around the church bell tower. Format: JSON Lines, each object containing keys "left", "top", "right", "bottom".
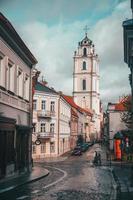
{"left": 73, "top": 30, "right": 100, "bottom": 135}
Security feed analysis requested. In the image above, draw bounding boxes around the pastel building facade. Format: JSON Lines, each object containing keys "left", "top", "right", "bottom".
{"left": 107, "top": 102, "right": 127, "bottom": 150}
{"left": 0, "top": 13, "right": 37, "bottom": 179}
{"left": 62, "top": 95, "right": 93, "bottom": 145}
{"left": 32, "top": 82, "right": 71, "bottom": 159}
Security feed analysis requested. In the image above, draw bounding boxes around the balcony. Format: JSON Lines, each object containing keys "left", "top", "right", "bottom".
{"left": 37, "top": 110, "right": 55, "bottom": 118}
{"left": 37, "top": 132, "right": 54, "bottom": 139}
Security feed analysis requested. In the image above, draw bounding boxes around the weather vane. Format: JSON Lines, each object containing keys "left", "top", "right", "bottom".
{"left": 83, "top": 25, "right": 89, "bottom": 36}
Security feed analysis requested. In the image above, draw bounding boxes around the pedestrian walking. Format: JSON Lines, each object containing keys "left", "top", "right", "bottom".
{"left": 106, "top": 150, "right": 109, "bottom": 161}
{"left": 97, "top": 152, "right": 101, "bottom": 166}
{"left": 93, "top": 151, "right": 98, "bottom": 165}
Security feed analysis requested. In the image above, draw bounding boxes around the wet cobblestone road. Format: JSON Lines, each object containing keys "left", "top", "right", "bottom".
{"left": 0, "top": 145, "right": 116, "bottom": 200}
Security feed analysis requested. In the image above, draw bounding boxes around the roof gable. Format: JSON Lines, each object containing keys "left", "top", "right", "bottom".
{"left": 0, "top": 12, "right": 37, "bottom": 67}
{"left": 35, "top": 82, "right": 57, "bottom": 94}
{"left": 62, "top": 95, "right": 93, "bottom": 116}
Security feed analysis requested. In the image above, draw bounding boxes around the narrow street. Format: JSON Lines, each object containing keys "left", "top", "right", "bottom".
{"left": 0, "top": 145, "right": 116, "bottom": 200}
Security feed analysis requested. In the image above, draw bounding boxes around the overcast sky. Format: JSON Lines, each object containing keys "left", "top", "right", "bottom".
{"left": 1, "top": 0, "right": 132, "bottom": 108}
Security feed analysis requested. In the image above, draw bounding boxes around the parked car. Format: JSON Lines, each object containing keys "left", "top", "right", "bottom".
{"left": 87, "top": 141, "right": 94, "bottom": 147}
{"left": 77, "top": 143, "right": 89, "bottom": 152}
{"left": 71, "top": 146, "right": 82, "bottom": 156}
{"left": 81, "top": 143, "right": 89, "bottom": 152}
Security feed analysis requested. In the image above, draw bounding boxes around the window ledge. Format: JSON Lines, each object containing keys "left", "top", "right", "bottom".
{"left": 0, "top": 85, "right": 7, "bottom": 91}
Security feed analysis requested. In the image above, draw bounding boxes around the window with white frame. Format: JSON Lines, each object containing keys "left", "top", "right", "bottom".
{"left": 24, "top": 74, "right": 30, "bottom": 101}
{"left": 7, "top": 61, "right": 15, "bottom": 93}
{"left": 32, "top": 144, "right": 36, "bottom": 154}
{"left": 50, "top": 142, "right": 55, "bottom": 153}
{"left": 41, "top": 100, "right": 46, "bottom": 110}
{"left": 50, "top": 123, "right": 54, "bottom": 133}
{"left": 17, "top": 68, "right": 23, "bottom": 97}
{"left": 40, "top": 123, "right": 46, "bottom": 132}
{"left": 83, "top": 48, "right": 87, "bottom": 56}
{"left": 33, "top": 123, "right": 36, "bottom": 133}
{"left": 50, "top": 101, "right": 55, "bottom": 112}
{"left": 0, "top": 53, "right": 6, "bottom": 88}
{"left": 82, "top": 79, "right": 86, "bottom": 90}
{"left": 82, "top": 61, "right": 86, "bottom": 70}
{"left": 41, "top": 143, "right": 46, "bottom": 153}
{"left": 33, "top": 99, "right": 37, "bottom": 110}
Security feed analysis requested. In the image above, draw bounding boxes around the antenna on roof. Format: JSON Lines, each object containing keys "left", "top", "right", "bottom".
{"left": 42, "top": 75, "right": 44, "bottom": 82}
{"left": 83, "top": 25, "right": 89, "bottom": 36}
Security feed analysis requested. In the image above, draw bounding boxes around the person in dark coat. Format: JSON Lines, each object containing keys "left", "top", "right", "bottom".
{"left": 97, "top": 152, "right": 101, "bottom": 165}
{"left": 93, "top": 151, "right": 98, "bottom": 165}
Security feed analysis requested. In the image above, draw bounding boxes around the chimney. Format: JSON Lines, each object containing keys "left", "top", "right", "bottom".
{"left": 40, "top": 75, "right": 48, "bottom": 86}
{"left": 58, "top": 91, "right": 63, "bottom": 95}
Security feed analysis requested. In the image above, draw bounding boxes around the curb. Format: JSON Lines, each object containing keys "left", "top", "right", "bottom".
{"left": 109, "top": 168, "right": 118, "bottom": 200}
{"left": 34, "top": 156, "right": 68, "bottom": 163}
{"left": 0, "top": 169, "right": 49, "bottom": 195}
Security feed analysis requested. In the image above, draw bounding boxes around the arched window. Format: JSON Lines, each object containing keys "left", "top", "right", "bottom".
{"left": 83, "top": 48, "right": 87, "bottom": 56}
{"left": 83, "top": 61, "right": 86, "bottom": 70}
{"left": 82, "top": 79, "right": 86, "bottom": 90}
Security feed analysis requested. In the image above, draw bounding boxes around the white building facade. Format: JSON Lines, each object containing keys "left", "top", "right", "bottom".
{"left": 107, "top": 103, "right": 127, "bottom": 150}
{"left": 0, "top": 13, "right": 37, "bottom": 179}
{"left": 73, "top": 33, "right": 100, "bottom": 138}
{"left": 32, "top": 83, "right": 71, "bottom": 159}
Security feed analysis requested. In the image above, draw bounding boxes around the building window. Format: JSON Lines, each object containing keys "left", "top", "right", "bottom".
{"left": 0, "top": 53, "right": 6, "bottom": 88}
{"left": 24, "top": 74, "right": 30, "bottom": 101}
{"left": 33, "top": 99, "right": 37, "bottom": 110}
{"left": 40, "top": 123, "right": 46, "bottom": 132}
{"left": 41, "top": 100, "right": 46, "bottom": 110}
{"left": 41, "top": 143, "right": 46, "bottom": 153}
{"left": 17, "top": 68, "right": 23, "bottom": 97}
{"left": 50, "top": 142, "right": 55, "bottom": 153}
{"left": 33, "top": 123, "right": 36, "bottom": 133}
{"left": 83, "top": 48, "right": 87, "bottom": 56}
{"left": 32, "top": 145, "right": 36, "bottom": 154}
{"left": 83, "top": 79, "right": 86, "bottom": 90}
{"left": 83, "top": 61, "right": 86, "bottom": 70}
{"left": 7, "top": 61, "right": 15, "bottom": 93}
{"left": 50, "top": 123, "right": 55, "bottom": 133}
{"left": 50, "top": 101, "right": 55, "bottom": 112}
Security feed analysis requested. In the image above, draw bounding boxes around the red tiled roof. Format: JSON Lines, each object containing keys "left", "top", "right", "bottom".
{"left": 62, "top": 95, "right": 78, "bottom": 109}
{"left": 115, "top": 95, "right": 131, "bottom": 111}
{"left": 71, "top": 108, "right": 78, "bottom": 118}
{"left": 78, "top": 106, "right": 93, "bottom": 116}
{"left": 62, "top": 95, "right": 93, "bottom": 116}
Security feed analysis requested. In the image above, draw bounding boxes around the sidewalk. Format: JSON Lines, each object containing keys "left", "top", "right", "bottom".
{"left": 98, "top": 145, "right": 133, "bottom": 199}
{"left": 34, "top": 156, "right": 68, "bottom": 163}
{"left": 34, "top": 151, "right": 71, "bottom": 163}
{"left": 0, "top": 166, "right": 49, "bottom": 194}
{"left": 113, "top": 165, "right": 133, "bottom": 199}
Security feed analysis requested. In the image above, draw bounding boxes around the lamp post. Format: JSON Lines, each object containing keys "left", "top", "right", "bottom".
{"left": 108, "top": 138, "right": 113, "bottom": 167}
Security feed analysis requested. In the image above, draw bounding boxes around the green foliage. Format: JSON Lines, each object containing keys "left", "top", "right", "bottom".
{"left": 120, "top": 95, "right": 133, "bottom": 129}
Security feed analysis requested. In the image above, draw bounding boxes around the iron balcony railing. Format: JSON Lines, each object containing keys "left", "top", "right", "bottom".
{"left": 37, "top": 110, "right": 55, "bottom": 118}
{"left": 38, "top": 132, "right": 54, "bottom": 138}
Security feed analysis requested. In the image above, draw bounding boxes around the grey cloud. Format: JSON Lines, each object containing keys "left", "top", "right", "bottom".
{"left": 17, "top": 0, "right": 131, "bottom": 109}
{"left": 1, "top": 0, "right": 128, "bottom": 24}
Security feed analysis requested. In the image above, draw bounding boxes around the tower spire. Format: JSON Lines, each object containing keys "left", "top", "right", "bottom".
{"left": 83, "top": 25, "right": 89, "bottom": 36}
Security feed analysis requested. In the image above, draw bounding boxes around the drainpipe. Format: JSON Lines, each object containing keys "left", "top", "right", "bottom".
{"left": 90, "top": 55, "right": 93, "bottom": 109}
{"left": 57, "top": 94, "right": 61, "bottom": 155}
{"left": 28, "top": 66, "right": 33, "bottom": 172}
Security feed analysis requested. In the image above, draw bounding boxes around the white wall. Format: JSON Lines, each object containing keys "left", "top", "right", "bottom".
{"left": 0, "top": 38, "right": 32, "bottom": 126}
{"left": 109, "top": 111, "right": 127, "bottom": 150}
